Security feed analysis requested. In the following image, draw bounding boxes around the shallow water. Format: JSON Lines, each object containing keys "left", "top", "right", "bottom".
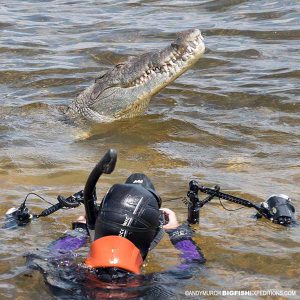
{"left": 0, "top": 0, "right": 299, "bottom": 299}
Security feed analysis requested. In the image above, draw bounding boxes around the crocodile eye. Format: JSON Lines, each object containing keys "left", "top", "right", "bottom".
{"left": 115, "top": 63, "right": 124, "bottom": 69}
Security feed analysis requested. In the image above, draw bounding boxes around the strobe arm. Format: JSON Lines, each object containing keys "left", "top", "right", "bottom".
{"left": 187, "top": 181, "right": 219, "bottom": 224}
{"left": 38, "top": 190, "right": 84, "bottom": 217}
{"left": 186, "top": 181, "right": 269, "bottom": 225}
{"left": 197, "top": 185, "right": 260, "bottom": 210}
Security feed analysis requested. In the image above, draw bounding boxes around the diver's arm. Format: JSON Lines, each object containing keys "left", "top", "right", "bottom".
{"left": 162, "top": 208, "right": 206, "bottom": 264}
{"left": 48, "top": 217, "right": 89, "bottom": 253}
{"left": 26, "top": 218, "right": 89, "bottom": 271}
{"left": 166, "top": 223, "right": 206, "bottom": 264}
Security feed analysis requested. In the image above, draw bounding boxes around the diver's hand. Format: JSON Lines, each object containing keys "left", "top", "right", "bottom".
{"left": 76, "top": 216, "right": 86, "bottom": 224}
{"left": 160, "top": 208, "right": 179, "bottom": 230}
{"left": 71, "top": 215, "right": 87, "bottom": 231}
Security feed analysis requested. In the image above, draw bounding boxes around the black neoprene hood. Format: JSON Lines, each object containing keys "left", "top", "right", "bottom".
{"left": 94, "top": 179, "right": 162, "bottom": 259}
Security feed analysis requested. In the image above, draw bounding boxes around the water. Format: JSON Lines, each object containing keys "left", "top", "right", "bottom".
{"left": 0, "top": 0, "right": 299, "bottom": 298}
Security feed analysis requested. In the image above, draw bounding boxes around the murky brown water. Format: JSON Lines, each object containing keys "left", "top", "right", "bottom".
{"left": 0, "top": 0, "right": 299, "bottom": 299}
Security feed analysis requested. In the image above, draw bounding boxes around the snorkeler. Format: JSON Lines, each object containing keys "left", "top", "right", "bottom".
{"left": 47, "top": 173, "right": 205, "bottom": 277}
{"left": 24, "top": 173, "right": 205, "bottom": 298}
{"left": 10, "top": 148, "right": 295, "bottom": 298}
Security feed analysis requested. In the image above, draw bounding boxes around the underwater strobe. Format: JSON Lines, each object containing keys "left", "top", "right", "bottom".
{"left": 4, "top": 149, "right": 117, "bottom": 229}
{"left": 185, "top": 181, "right": 296, "bottom": 226}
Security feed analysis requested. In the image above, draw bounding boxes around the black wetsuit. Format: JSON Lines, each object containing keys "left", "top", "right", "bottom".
{"left": 27, "top": 223, "right": 205, "bottom": 299}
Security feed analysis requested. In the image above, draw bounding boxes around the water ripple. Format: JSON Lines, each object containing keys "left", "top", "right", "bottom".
{"left": 0, "top": 0, "right": 299, "bottom": 298}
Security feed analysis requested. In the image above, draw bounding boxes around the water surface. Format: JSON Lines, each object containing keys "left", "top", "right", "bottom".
{"left": 0, "top": 0, "right": 299, "bottom": 299}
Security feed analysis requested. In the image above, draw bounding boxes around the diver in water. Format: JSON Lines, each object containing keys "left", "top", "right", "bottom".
{"left": 7, "top": 147, "right": 294, "bottom": 298}
{"left": 28, "top": 173, "right": 205, "bottom": 298}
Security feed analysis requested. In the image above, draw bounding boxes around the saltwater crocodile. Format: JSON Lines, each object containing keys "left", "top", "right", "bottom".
{"left": 65, "top": 29, "right": 205, "bottom": 122}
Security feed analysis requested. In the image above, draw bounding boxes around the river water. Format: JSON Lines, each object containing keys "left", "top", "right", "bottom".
{"left": 0, "top": 0, "right": 299, "bottom": 299}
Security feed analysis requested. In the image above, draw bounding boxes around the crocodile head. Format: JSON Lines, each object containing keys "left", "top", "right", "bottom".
{"left": 66, "top": 29, "right": 205, "bottom": 122}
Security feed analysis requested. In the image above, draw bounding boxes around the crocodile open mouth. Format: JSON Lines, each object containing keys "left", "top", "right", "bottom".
{"left": 128, "top": 29, "right": 205, "bottom": 88}
{"left": 67, "top": 29, "right": 205, "bottom": 122}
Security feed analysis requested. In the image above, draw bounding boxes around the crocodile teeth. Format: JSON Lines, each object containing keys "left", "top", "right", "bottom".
{"left": 162, "top": 65, "right": 168, "bottom": 72}
{"left": 187, "top": 46, "right": 192, "bottom": 53}
{"left": 192, "top": 41, "right": 198, "bottom": 47}
{"left": 182, "top": 55, "right": 189, "bottom": 61}
{"left": 128, "top": 32, "right": 203, "bottom": 87}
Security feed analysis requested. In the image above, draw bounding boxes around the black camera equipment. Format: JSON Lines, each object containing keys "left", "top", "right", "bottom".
{"left": 185, "top": 180, "right": 296, "bottom": 226}
{"left": 3, "top": 149, "right": 296, "bottom": 229}
{"left": 4, "top": 149, "right": 117, "bottom": 229}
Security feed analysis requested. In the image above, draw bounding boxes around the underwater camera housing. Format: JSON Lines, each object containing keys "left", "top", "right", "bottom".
{"left": 5, "top": 206, "right": 32, "bottom": 228}
{"left": 259, "top": 194, "right": 296, "bottom": 225}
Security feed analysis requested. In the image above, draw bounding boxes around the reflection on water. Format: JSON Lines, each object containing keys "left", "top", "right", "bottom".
{"left": 0, "top": 0, "right": 299, "bottom": 298}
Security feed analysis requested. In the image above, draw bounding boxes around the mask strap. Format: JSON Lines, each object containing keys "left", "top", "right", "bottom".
{"left": 149, "top": 227, "right": 165, "bottom": 251}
